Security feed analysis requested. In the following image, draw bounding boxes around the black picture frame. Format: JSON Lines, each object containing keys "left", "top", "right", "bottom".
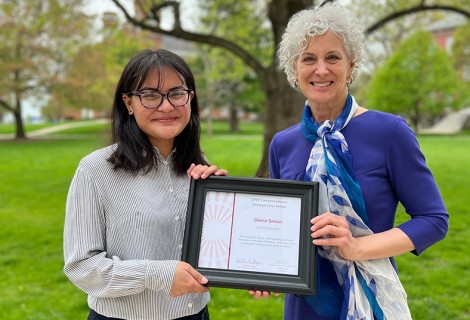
{"left": 182, "top": 175, "right": 318, "bottom": 295}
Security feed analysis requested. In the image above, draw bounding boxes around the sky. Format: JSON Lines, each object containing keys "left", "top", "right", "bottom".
{"left": 82, "top": 0, "right": 197, "bottom": 30}
{"left": 83, "top": 0, "right": 135, "bottom": 22}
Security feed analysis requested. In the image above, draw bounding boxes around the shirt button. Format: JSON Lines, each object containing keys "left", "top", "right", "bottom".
{"left": 175, "top": 216, "right": 180, "bottom": 221}
{"left": 162, "top": 160, "right": 168, "bottom": 165}
{"left": 169, "top": 188, "right": 174, "bottom": 193}
{"left": 177, "top": 244, "right": 183, "bottom": 249}
{"left": 187, "top": 302, "right": 193, "bottom": 309}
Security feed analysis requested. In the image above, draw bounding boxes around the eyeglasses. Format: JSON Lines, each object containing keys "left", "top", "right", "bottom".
{"left": 127, "top": 88, "right": 193, "bottom": 109}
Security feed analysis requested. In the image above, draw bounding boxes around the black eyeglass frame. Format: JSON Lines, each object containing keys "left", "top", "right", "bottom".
{"left": 125, "top": 88, "right": 193, "bottom": 109}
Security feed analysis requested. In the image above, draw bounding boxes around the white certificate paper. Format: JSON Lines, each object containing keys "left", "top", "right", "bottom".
{"left": 198, "top": 191, "right": 302, "bottom": 275}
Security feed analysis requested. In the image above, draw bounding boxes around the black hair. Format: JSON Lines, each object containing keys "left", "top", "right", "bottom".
{"left": 107, "top": 49, "right": 208, "bottom": 175}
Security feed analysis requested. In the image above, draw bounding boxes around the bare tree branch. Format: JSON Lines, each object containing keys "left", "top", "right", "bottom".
{"left": 366, "top": 4, "right": 470, "bottom": 36}
{"left": 145, "top": 1, "right": 181, "bottom": 30}
{"left": 0, "top": 99, "right": 14, "bottom": 113}
{"left": 111, "top": 0, "right": 267, "bottom": 79}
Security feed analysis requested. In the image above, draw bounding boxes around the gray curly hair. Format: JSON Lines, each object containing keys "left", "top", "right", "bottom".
{"left": 277, "top": 3, "right": 365, "bottom": 89}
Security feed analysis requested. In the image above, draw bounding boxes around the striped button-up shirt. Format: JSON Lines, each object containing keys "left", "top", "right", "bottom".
{"left": 63, "top": 145, "right": 209, "bottom": 319}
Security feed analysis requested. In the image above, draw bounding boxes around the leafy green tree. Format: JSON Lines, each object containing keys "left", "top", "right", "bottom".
{"left": 347, "top": 0, "right": 447, "bottom": 76}
{"left": 0, "top": 0, "right": 92, "bottom": 139}
{"left": 188, "top": 48, "right": 236, "bottom": 137}
{"left": 192, "top": 47, "right": 265, "bottom": 136}
{"left": 365, "top": 30, "right": 459, "bottom": 132}
{"left": 112, "top": 0, "right": 470, "bottom": 176}
{"left": 49, "top": 23, "right": 153, "bottom": 120}
{"left": 194, "top": 0, "right": 269, "bottom": 134}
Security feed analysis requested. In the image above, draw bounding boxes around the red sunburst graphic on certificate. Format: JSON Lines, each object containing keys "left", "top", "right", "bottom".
{"left": 198, "top": 191, "right": 235, "bottom": 269}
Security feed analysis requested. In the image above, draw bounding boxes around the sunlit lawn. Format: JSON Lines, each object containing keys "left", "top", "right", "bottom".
{"left": 0, "top": 121, "right": 468, "bottom": 319}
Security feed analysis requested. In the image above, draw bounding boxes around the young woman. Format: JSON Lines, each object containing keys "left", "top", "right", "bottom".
{"left": 64, "top": 49, "right": 226, "bottom": 320}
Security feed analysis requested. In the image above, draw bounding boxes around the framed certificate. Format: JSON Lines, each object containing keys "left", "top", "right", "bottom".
{"left": 181, "top": 176, "right": 318, "bottom": 295}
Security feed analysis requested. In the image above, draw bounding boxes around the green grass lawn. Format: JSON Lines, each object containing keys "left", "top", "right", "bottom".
{"left": 0, "top": 121, "right": 469, "bottom": 319}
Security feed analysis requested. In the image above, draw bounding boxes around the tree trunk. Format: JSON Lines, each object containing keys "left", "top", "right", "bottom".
{"left": 14, "top": 111, "right": 26, "bottom": 139}
{"left": 14, "top": 94, "right": 26, "bottom": 139}
{"left": 229, "top": 101, "right": 239, "bottom": 133}
{"left": 255, "top": 66, "right": 305, "bottom": 177}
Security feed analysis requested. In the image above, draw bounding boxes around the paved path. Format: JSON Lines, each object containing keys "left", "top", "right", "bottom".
{"left": 0, "top": 119, "right": 109, "bottom": 140}
{"left": 420, "top": 107, "right": 470, "bottom": 134}
{"left": 1, "top": 108, "right": 469, "bottom": 140}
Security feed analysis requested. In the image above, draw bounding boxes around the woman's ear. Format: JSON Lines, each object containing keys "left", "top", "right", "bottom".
{"left": 123, "top": 95, "right": 129, "bottom": 106}
{"left": 293, "top": 64, "right": 300, "bottom": 88}
{"left": 349, "top": 61, "right": 355, "bottom": 76}
{"left": 123, "top": 95, "right": 134, "bottom": 115}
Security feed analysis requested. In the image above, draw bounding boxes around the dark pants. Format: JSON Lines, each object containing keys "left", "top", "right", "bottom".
{"left": 88, "top": 306, "right": 209, "bottom": 320}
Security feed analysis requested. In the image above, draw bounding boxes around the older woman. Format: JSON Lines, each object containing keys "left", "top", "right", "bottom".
{"left": 268, "top": 3, "right": 448, "bottom": 320}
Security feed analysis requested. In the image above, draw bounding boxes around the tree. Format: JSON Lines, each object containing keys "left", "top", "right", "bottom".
{"left": 365, "top": 31, "right": 459, "bottom": 132}
{"left": 346, "top": 1, "right": 466, "bottom": 103}
{"left": 196, "top": 0, "right": 269, "bottom": 134}
{"left": 188, "top": 46, "right": 264, "bottom": 138}
{"left": 111, "top": 0, "right": 470, "bottom": 177}
{"left": 347, "top": 0, "right": 448, "bottom": 76}
{"left": 50, "top": 22, "right": 154, "bottom": 120}
{"left": 0, "top": 0, "right": 92, "bottom": 139}
{"left": 189, "top": 48, "right": 241, "bottom": 137}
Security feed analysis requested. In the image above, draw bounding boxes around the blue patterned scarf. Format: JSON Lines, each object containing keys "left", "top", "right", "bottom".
{"left": 302, "top": 93, "right": 411, "bottom": 319}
